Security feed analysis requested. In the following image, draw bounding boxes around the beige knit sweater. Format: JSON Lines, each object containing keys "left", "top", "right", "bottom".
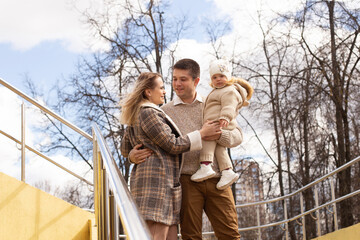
{"left": 162, "top": 95, "right": 243, "bottom": 175}
{"left": 203, "top": 83, "right": 247, "bottom": 131}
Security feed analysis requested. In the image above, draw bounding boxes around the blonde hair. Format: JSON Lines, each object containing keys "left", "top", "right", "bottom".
{"left": 120, "top": 72, "right": 162, "bottom": 126}
{"left": 234, "top": 78, "right": 254, "bottom": 100}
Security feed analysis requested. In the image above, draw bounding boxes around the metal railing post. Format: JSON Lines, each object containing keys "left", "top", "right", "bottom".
{"left": 256, "top": 205, "right": 261, "bottom": 240}
{"left": 92, "top": 123, "right": 152, "bottom": 240}
{"left": 300, "top": 193, "right": 306, "bottom": 240}
{"left": 110, "top": 193, "right": 119, "bottom": 240}
{"left": 314, "top": 186, "right": 321, "bottom": 237}
{"left": 103, "top": 170, "right": 110, "bottom": 240}
{"left": 283, "top": 199, "right": 289, "bottom": 240}
{"left": 93, "top": 136, "right": 102, "bottom": 240}
{"left": 330, "top": 178, "right": 338, "bottom": 231}
{"left": 21, "top": 102, "right": 25, "bottom": 182}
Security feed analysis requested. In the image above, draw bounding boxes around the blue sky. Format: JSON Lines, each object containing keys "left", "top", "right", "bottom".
{"left": 0, "top": 0, "right": 217, "bottom": 93}
{"left": 0, "top": 0, "right": 296, "bottom": 186}
{"left": 0, "top": 0, "right": 233, "bottom": 185}
{"left": 0, "top": 41, "right": 80, "bottom": 91}
{"left": 0, "top": 0, "right": 298, "bottom": 93}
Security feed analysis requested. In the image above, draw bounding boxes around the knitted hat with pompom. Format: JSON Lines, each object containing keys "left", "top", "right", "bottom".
{"left": 209, "top": 59, "right": 232, "bottom": 80}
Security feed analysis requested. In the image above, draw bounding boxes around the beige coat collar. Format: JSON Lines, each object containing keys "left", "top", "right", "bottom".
{"left": 141, "top": 101, "right": 182, "bottom": 135}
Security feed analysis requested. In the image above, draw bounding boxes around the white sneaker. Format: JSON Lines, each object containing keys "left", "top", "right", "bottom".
{"left": 191, "top": 164, "right": 216, "bottom": 182}
{"left": 216, "top": 169, "right": 239, "bottom": 190}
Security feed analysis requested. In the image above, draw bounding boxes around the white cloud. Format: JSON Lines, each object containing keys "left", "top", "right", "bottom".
{"left": 213, "top": 0, "right": 303, "bottom": 19}
{"left": 0, "top": 86, "right": 92, "bottom": 189}
{"left": 26, "top": 153, "right": 92, "bottom": 187}
{"left": 0, "top": 0, "right": 295, "bottom": 185}
{"left": 0, "top": 0, "right": 299, "bottom": 53}
{"left": 0, "top": 87, "right": 22, "bottom": 139}
{"left": 210, "top": 0, "right": 303, "bottom": 52}
{"left": 0, "top": 0, "right": 303, "bottom": 53}
{"left": 0, "top": 0, "right": 103, "bottom": 52}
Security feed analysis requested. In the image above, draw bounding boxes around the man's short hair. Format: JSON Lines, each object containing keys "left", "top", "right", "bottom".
{"left": 173, "top": 59, "right": 200, "bottom": 80}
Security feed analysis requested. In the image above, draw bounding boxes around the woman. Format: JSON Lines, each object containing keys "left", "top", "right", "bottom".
{"left": 120, "top": 72, "right": 218, "bottom": 240}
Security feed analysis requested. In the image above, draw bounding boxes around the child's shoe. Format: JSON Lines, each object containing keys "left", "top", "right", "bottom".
{"left": 216, "top": 169, "right": 239, "bottom": 190}
{"left": 191, "top": 164, "right": 216, "bottom": 182}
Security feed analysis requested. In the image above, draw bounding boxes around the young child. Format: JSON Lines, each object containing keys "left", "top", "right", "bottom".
{"left": 191, "top": 59, "right": 253, "bottom": 190}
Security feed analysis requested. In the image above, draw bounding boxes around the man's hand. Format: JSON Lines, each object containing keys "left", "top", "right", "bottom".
{"left": 129, "top": 144, "right": 153, "bottom": 164}
{"left": 200, "top": 120, "right": 222, "bottom": 140}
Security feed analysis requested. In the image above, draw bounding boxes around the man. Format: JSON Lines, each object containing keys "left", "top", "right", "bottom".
{"left": 130, "top": 59, "right": 242, "bottom": 239}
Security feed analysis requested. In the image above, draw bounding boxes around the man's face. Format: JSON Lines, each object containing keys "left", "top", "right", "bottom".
{"left": 172, "top": 68, "right": 199, "bottom": 103}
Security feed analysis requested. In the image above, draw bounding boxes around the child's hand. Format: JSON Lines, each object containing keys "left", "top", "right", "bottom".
{"left": 219, "top": 119, "right": 229, "bottom": 128}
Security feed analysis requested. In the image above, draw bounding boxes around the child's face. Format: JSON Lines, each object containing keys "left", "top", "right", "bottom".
{"left": 211, "top": 74, "right": 227, "bottom": 88}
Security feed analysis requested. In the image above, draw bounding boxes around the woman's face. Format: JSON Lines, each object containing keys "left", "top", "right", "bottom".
{"left": 146, "top": 77, "right": 166, "bottom": 105}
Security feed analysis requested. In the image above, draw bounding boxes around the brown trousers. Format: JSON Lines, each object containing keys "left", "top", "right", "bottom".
{"left": 180, "top": 175, "right": 240, "bottom": 240}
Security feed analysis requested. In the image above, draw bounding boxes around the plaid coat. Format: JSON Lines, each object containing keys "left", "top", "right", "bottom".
{"left": 120, "top": 102, "right": 199, "bottom": 225}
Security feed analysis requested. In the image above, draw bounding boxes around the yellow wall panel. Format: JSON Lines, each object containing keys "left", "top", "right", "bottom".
{"left": 312, "top": 222, "right": 360, "bottom": 240}
{"left": 0, "top": 172, "right": 96, "bottom": 240}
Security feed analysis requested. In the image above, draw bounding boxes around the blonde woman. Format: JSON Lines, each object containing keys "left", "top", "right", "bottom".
{"left": 120, "top": 72, "right": 219, "bottom": 240}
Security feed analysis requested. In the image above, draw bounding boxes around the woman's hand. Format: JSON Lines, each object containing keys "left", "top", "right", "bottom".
{"left": 129, "top": 144, "right": 153, "bottom": 164}
{"left": 199, "top": 121, "right": 222, "bottom": 139}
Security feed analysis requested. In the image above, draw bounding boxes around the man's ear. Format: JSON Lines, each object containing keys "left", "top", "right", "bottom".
{"left": 194, "top": 77, "right": 200, "bottom": 87}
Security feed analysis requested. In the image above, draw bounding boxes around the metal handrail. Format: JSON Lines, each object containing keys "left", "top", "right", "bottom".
{"left": 235, "top": 155, "right": 360, "bottom": 209}
{"left": 202, "top": 186, "right": 357, "bottom": 238}
{"left": 0, "top": 78, "right": 92, "bottom": 141}
{"left": 0, "top": 129, "right": 93, "bottom": 186}
{"left": 92, "top": 123, "right": 151, "bottom": 240}
{"left": 0, "top": 78, "right": 93, "bottom": 185}
{"left": 208, "top": 155, "right": 360, "bottom": 239}
{"left": 211, "top": 188, "right": 360, "bottom": 234}
{"left": 0, "top": 78, "right": 150, "bottom": 239}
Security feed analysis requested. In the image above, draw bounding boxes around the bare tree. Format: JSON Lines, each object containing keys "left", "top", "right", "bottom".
{"left": 204, "top": 0, "right": 360, "bottom": 237}
{"left": 284, "top": 0, "right": 360, "bottom": 228}
{"left": 27, "top": 0, "right": 188, "bottom": 183}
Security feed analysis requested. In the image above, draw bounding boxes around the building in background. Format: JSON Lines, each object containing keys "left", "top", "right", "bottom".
{"left": 234, "top": 158, "right": 264, "bottom": 204}
{"left": 233, "top": 158, "right": 266, "bottom": 239}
